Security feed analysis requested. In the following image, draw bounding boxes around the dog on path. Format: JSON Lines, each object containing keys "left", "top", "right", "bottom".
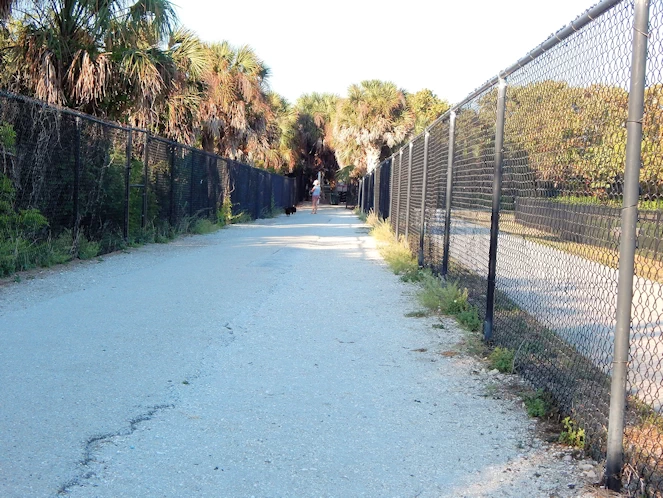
{"left": 285, "top": 206, "right": 297, "bottom": 216}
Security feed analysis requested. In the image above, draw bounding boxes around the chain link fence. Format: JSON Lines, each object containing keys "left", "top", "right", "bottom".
{"left": 0, "top": 91, "right": 297, "bottom": 277}
{"left": 362, "top": 0, "right": 663, "bottom": 494}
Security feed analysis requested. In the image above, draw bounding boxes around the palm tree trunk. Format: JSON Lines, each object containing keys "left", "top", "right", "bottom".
{"left": 365, "top": 144, "right": 381, "bottom": 173}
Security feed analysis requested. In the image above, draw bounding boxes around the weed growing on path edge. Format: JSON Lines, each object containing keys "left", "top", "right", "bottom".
{"left": 365, "top": 210, "right": 379, "bottom": 227}
{"left": 523, "top": 389, "right": 550, "bottom": 418}
{"left": 190, "top": 219, "right": 220, "bottom": 235}
{"left": 405, "top": 310, "right": 430, "bottom": 318}
{"left": 362, "top": 217, "right": 483, "bottom": 333}
{"left": 488, "top": 347, "right": 515, "bottom": 373}
{"left": 416, "top": 275, "right": 482, "bottom": 332}
{"left": 231, "top": 211, "right": 253, "bottom": 224}
{"left": 559, "top": 417, "right": 586, "bottom": 449}
{"left": 368, "top": 217, "right": 395, "bottom": 244}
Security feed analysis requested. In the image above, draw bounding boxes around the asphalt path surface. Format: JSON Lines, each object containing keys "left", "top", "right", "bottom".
{"left": 1, "top": 206, "right": 598, "bottom": 497}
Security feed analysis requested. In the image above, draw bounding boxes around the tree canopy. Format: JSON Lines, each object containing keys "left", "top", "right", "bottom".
{"left": 0, "top": 2, "right": 465, "bottom": 179}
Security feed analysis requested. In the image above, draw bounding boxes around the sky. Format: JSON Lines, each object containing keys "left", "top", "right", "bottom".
{"left": 173, "top": 0, "right": 601, "bottom": 106}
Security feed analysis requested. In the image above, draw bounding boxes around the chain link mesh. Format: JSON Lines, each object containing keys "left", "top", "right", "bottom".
{"left": 390, "top": 153, "right": 401, "bottom": 234}
{"left": 407, "top": 135, "right": 426, "bottom": 251}
{"left": 448, "top": 87, "right": 496, "bottom": 282}
{"left": 425, "top": 120, "right": 450, "bottom": 274}
{"left": 359, "top": 0, "right": 663, "bottom": 492}
{"left": 0, "top": 91, "right": 293, "bottom": 277}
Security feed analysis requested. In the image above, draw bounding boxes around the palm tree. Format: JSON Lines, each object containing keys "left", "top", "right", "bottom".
{"left": 0, "top": 0, "right": 177, "bottom": 122}
{"left": 155, "top": 28, "right": 209, "bottom": 143}
{"left": 263, "top": 91, "right": 297, "bottom": 172}
{"left": 199, "top": 41, "right": 274, "bottom": 163}
{"left": 332, "top": 80, "right": 413, "bottom": 175}
{"left": 293, "top": 92, "right": 339, "bottom": 176}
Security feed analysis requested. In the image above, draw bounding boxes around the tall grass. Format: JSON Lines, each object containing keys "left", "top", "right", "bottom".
{"left": 367, "top": 215, "right": 419, "bottom": 277}
{"left": 361, "top": 211, "right": 482, "bottom": 331}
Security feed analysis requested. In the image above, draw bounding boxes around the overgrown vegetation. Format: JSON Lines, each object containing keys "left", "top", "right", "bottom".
{"left": 365, "top": 213, "right": 482, "bottom": 333}
{"left": 0, "top": 120, "right": 257, "bottom": 279}
{"left": 522, "top": 389, "right": 551, "bottom": 418}
{"left": 417, "top": 275, "right": 482, "bottom": 332}
{"left": 559, "top": 417, "right": 586, "bottom": 449}
{"left": 367, "top": 215, "right": 420, "bottom": 278}
{"left": 488, "top": 347, "right": 515, "bottom": 373}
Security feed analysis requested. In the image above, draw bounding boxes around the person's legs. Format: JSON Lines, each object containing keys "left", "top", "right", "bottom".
{"left": 312, "top": 195, "right": 319, "bottom": 213}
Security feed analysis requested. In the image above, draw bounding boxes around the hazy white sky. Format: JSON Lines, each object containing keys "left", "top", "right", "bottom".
{"left": 173, "top": 0, "right": 600, "bottom": 105}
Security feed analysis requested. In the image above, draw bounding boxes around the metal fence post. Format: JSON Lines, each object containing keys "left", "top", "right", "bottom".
{"left": 606, "top": 0, "right": 650, "bottom": 489}
{"left": 383, "top": 158, "right": 391, "bottom": 219}
{"left": 395, "top": 149, "right": 404, "bottom": 239}
{"left": 404, "top": 142, "right": 414, "bottom": 242}
{"left": 142, "top": 132, "right": 150, "bottom": 230}
{"left": 483, "top": 77, "right": 508, "bottom": 342}
{"left": 388, "top": 154, "right": 395, "bottom": 222}
{"left": 360, "top": 178, "right": 365, "bottom": 212}
{"left": 373, "top": 161, "right": 384, "bottom": 218}
{"left": 123, "top": 130, "right": 132, "bottom": 241}
{"left": 418, "top": 131, "right": 430, "bottom": 266}
{"left": 189, "top": 152, "right": 195, "bottom": 217}
{"left": 169, "top": 144, "right": 176, "bottom": 226}
{"left": 72, "top": 117, "right": 81, "bottom": 253}
{"left": 442, "top": 111, "right": 457, "bottom": 276}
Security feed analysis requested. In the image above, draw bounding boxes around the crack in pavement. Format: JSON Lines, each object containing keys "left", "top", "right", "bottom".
{"left": 55, "top": 403, "right": 175, "bottom": 496}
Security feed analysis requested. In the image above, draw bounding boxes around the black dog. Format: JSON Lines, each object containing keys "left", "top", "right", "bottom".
{"left": 284, "top": 206, "right": 297, "bottom": 216}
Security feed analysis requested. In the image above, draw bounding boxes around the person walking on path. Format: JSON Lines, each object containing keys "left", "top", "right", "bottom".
{"left": 310, "top": 179, "right": 321, "bottom": 214}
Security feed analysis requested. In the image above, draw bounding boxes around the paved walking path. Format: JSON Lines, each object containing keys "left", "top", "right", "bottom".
{"left": 1, "top": 206, "right": 600, "bottom": 497}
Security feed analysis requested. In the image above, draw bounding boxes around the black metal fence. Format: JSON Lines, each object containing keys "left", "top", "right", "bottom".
{"left": 362, "top": 0, "right": 663, "bottom": 494}
{"left": 0, "top": 91, "right": 296, "bottom": 276}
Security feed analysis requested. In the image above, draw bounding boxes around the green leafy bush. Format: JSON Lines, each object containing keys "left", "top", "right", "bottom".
{"left": 488, "top": 347, "right": 515, "bottom": 373}
{"left": 419, "top": 278, "right": 470, "bottom": 315}
{"left": 78, "top": 236, "right": 100, "bottom": 260}
{"left": 0, "top": 122, "right": 16, "bottom": 152}
{"left": 190, "top": 218, "right": 218, "bottom": 235}
{"left": 457, "top": 306, "right": 482, "bottom": 332}
{"left": 523, "top": 389, "right": 549, "bottom": 418}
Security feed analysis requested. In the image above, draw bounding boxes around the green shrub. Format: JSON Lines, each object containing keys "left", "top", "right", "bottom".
{"left": 523, "top": 389, "right": 549, "bottom": 418}
{"left": 217, "top": 196, "right": 233, "bottom": 226}
{"left": 488, "top": 347, "right": 515, "bottom": 373}
{"left": 99, "top": 229, "right": 127, "bottom": 253}
{"left": 190, "top": 218, "right": 218, "bottom": 235}
{"left": 0, "top": 122, "right": 16, "bottom": 151}
{"left": 78, "top": 236, "right": 100, "bottom": 260}
{"left": 457, "top": 306, "right": 482, "bottom": 332}
{"left": 231, "top": 211, "right": 253, "bottom": 224}
{"left": 418, "top": 278, "right": 470, "bottom": 315}
{"left": 418, "top": 273, "right": 445, "bottom": 310}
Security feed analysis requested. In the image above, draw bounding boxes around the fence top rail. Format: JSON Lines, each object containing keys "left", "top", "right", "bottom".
{"left": 417, "top": 0, "right": 624, "bottom": 141}
{"left": 0, "top": 89, "right": 135, "bottom": 133}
